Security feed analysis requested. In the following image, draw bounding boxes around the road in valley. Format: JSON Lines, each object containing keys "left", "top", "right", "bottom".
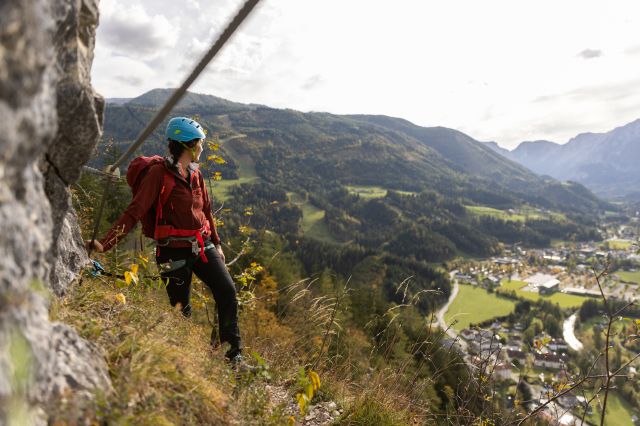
{"left": 433, "top": 271, "right": 467, "bottom": 351}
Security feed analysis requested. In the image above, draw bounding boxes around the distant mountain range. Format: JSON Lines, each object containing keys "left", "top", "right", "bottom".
{"left": 483, "top": 119, "right": 640, "bottom": 200}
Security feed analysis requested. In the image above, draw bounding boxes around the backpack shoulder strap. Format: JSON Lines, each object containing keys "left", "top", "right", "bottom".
{"left": 159, "top": 171, "right": 176, "bottom": 206}
{"left": 154, "top": 168, "right": 176, "bottom": 230}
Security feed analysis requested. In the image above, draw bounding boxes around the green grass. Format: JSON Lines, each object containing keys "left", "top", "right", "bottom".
{"left": 54, "top": 276, "right": 237, "bottom": 424}
{"left": 286, "top": 191, "right": 306, "bottom": 204}
{"left": 209, "top": 139, "right": 260, "bottom": 201}
{"left": 345, "top": 185, "right": 416, "bottom": 199}
{"left": 577, "top": 317, "right": 638, "bottom": 357}
{"left": 465, "top": 205, "right": 566, "bottom": 223}
{"left": 444, "top": 284, "right": 516, "bottom": 331}
{"left": 287, "top": 192, "right": 337, "bottom": 243}
{"left": 615, "top": 270, "right": 640, "bottom": 284}
{"left": 498, "top": 279, "right": 591, "bottom": 309}
{"left": 300, "top": 202, "right": 335, "bottom": 243}
{"left": 583, "top": 391, "right": 636, "bottom": 426}
{"left": 346, "top": 185, "right": 388, "bottom": 199}
{"left": 602, "top": 239, "right": 634, "bottom": 250}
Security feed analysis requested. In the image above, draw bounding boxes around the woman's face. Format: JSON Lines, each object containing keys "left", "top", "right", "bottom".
{"left": 192, "top": 139, "right": 204, "bottom": 162}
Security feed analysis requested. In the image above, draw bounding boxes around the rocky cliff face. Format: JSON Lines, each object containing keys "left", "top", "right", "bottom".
{"left": 0, "top": 0, "right": 110, "bottom": 424}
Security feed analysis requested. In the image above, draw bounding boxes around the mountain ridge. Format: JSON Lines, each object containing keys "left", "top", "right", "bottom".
{"left": 97, "top": 88, "right": 606, "bottom": 261}
{"left": 484, "top": 119, "right": 640, "bottom": 199}
{"left": 101, "top": 88, "right": 606, "bottom": 215}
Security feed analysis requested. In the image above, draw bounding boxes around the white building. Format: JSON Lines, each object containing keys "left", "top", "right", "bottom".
{"left": 525, "top": 273, "right": 560, "bottom": 294}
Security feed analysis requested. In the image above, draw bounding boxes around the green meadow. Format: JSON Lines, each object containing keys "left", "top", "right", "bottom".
{"left": 602, "top": 239, "right": 634, "bottom": 250}
{"left": 346, "top": 185, "right": 417, "bottom": 199}
{"left": 444, "top": 284, "right": 516, "bottom": 331}
{"left": 287, "top": 192, "right": 336, "bottom": 243}
{"left": 499, "top": 279, "right": 592, "bottom": 309}
{"left": 465, "top": 205, "right": 566, "bottom": 222}
{"left": 616, "top": 270, "right": 640, "bottom": 284}
{"left": 209, "top": 140, "right": 259, "bottom": 201}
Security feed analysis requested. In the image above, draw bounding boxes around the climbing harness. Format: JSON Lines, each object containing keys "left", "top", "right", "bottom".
{"left": 84, "top": 0, "right": 261, "bottom": 338}
{"left": 88, "top": 0, "right": 261, "bottom": 255}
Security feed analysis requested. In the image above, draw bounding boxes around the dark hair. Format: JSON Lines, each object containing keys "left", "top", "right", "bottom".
{"left": 167, "top": 138, "right": 199, "bottom": 167}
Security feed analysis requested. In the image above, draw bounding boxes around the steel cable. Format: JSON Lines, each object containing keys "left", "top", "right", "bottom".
{"left": 88, "top": 0, "right": 262, "bottom": 252}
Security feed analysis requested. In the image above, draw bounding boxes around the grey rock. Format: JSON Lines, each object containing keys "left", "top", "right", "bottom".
{"left": 44, "top": 0, "right": 104, "bottom": 295}
{"left": 0, "top": 0, "right": 110, "bottom": 424}
{"left": 327, "top": 401, "right": 337, "bottom": 411}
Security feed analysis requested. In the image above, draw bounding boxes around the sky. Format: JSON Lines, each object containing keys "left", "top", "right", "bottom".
{"left": 92, "top": 0, "right": 640, "bottom": 149}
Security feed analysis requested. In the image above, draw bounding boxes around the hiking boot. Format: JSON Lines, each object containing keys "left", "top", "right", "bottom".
{"left": 224, "top": 346, "right": 241, "bottom": 360}
{"left": 227, "top": 353, "right": 255, "bottom": 373}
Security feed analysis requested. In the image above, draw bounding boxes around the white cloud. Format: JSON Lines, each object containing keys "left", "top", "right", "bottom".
{"left": 92, "top": 0, "right": 640, "bottom": 148}
{"left": 578, "top": 49, "right": 603, "bottom": 59}
{"left": 92, "top": 53, "right": 156, "bottom": 95}
{"left": 97, "top": 1, "right": 177, "bottom": 59}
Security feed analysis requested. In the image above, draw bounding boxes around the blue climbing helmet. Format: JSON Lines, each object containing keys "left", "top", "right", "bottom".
{"left": 165, "top": 117, "right": 206, "bottom": 142}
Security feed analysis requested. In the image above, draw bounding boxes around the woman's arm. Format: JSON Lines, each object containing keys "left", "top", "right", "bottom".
{"left": 200, "top": 173, "right": 226, "bottom": 262}
{"left": 97, "top": 165, "right": 165, "bottom": 252}
{"left": 200, "top": 172, "right": 221, "bottom": 246}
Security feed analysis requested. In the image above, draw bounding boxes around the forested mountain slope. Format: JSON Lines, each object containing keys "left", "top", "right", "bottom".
{"left": 99, "top": 88, "right": 606, "bottom": 264}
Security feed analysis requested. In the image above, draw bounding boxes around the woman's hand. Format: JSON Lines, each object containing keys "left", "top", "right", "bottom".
{"left": 85, "top": 239, "right": 104, "bottom": 253}
{"left": 215, "top": 244, "right": 225, "bottom": 263}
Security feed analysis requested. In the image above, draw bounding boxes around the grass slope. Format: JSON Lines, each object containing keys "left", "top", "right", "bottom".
{"left": 602, "top": 239, "right": 634, "bottom": 250}
{"left": 209, "top": 136, "right": 260, "bottom": 202}
{"left": 444, "top": 284, "right": 516, "bottom": 331}
{"left": 53, "top": 276, "right": 236, "bottom": 424}
{"left": 346, "top": 185, "right": 388, "bottom": 199}
{"left": 499, "top": 279, "right": 591, "bottom": 309}
{"left": 465, "top": 205, "right": 566, "bottom": 223}
{"left": 584, "top": 391, "right": 636, "bottom": 426}
{"left": 288, "top": 192, "right": 337, "bottom": 243}
{"left": 615, "top": 270, "right": 640, "bottom": 284}
{"left": 51, "top": 261, "right": 426, "bottom": 425}
{"left": 346, "top": 185, "right": 417, "bottom": 199}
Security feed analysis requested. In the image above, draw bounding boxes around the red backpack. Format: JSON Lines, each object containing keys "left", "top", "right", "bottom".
{"left": 126, "top": 155, "right": 176, "bottom": 239}
{"left": 126, "top": 155, "right": 208, "bottom": 262}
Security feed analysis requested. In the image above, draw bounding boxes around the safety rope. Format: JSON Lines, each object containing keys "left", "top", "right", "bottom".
{"left": 88, "top": 0, "right": 261, "bottom": 254}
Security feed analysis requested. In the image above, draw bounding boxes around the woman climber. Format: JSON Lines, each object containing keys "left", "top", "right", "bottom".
{"left": 85, "top": 117, "right": 244, "bottom": 365}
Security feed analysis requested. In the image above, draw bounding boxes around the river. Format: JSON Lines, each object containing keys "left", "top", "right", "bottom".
{"left": 562, "top": 313, "right": 584, "bottom": 351}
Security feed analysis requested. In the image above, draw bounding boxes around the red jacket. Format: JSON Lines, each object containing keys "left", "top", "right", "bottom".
{"left": 99, "top": 161, "right": 221, "bottom": 251}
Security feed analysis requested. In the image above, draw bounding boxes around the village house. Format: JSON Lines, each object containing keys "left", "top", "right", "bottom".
{"left": 506, "top": 349, "right": 527, "bottom": 364}
{"left": 460, "top": 329, "right": 476, "bottom": 341}
{"left": 558, "top": 393, "right": 592, "bottom": 414}
{"left": 492, "top": 363, "right": 512, "bottom": 381}
{"left": 469, "top": 330, "right": 501, "bottom": 357}
{"left": 455, "top": 273, "right": 472, "bottom": 281}
{"left": 538, "top": 409, "right": 581, "bottom": 426}
{"left": 525, "top": 273, "right": 560, "bottom": 295}
{"left": 440, "top": 338, "right": 465, "bottom": 355}
{"left": 533, "top": 352, "right": 564, "bottom": 369}
{"left": 546, "top": 338, "right": 569, "bottom": 352}
{"left": 482, "top": 276, "right": 501, "bottom": 289}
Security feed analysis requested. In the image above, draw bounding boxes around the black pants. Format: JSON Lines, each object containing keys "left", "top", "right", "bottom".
{"left": 156, "top": 243, "right": 241, "bottom": 351}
